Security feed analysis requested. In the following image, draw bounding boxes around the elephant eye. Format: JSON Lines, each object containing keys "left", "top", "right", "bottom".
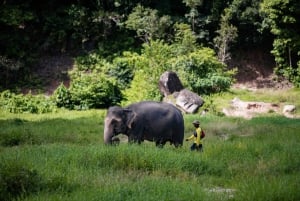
{"left": 110, "top": 120, "right": 116, "bottom": 127}
{"left": 111, "top": 118, "right": 121, "bottom": 126}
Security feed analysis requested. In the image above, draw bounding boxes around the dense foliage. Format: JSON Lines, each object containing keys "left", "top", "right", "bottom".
{"left": 0, "top": 0, "right": 299, "bottom": 112}
{"left": 0, "top": 90, "right": 54, "bottom": 114}
{"left": 260, "top": 0, "right": 300, "bottom": 86}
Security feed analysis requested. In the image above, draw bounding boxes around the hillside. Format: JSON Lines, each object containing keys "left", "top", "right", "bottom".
{"left": 24, "top": 54, "right": 74, "bottom": 95}
{"left": 229, "top": 48, "right": 292, "bottom": 90}
{"left": 1, "top": 0, "right": 299, "bottom": 93}
{"left": 25, "top": 48, "right": 292, "bottom": 96}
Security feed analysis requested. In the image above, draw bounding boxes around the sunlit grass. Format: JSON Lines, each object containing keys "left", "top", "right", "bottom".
{"left": 1, "top": 126, "right": 299, "bottom": 201}
{"left": 1, "top": 88, "right": 300, "bottom": 200}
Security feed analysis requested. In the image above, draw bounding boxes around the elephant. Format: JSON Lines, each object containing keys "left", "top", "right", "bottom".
{"left": 103, "top": 101, "right": 184, "bottom": 147}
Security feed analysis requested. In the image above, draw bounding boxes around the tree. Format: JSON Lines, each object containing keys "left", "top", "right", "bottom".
{"left": 261, "top": 0, "right": 300, "bottom": 86}
{"left": 229, "top": 0, "right": 265, "bottom": 46}
{"left": 173, "top": 23, "right": 198, "bottom": 54}
{"left": 183, "top": 0, "right": 203, "bottom": 31}
{"left": 125, "top": 4, "right": 172, "bottom": 43}
{"left": 0, "top": 3, "right": 36, "bottom": 89}
{"left": 213, "top": 8, "right": 238, "bottom": 64}
{"left": 122, "top": 40, "right": 173, "bottom": 105}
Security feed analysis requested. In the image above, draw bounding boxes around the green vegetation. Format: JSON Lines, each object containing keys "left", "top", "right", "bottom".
{"left": 0, "top": 2, "right": 299, "bottom": 199}
{"left": 1, "top": 0, "right": 299, "bottom": 95}
{"left": 0, "top": 35, "right": 235, "bottom": 111}
{"left": 0, "top": 90, "right": 55, "bottom": 114}
{"left": 260, "top": 0, "right": 300, "bottom": 86}
{"left": 0, "top": 108, "right": 299, "bottom": 201}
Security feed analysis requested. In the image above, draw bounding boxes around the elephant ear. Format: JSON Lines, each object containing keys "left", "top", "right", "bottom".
{"left": 123, "top": 109, "right": 136, "bottom": 129}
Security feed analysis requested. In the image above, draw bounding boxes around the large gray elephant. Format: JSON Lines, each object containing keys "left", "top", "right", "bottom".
{"left": 103, "top": 101, "right": 184, "bottom": 147}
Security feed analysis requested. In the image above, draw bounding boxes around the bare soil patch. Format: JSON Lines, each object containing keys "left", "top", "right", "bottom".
{"left": 229, "top": 48, "right": 292, "bottom": 90}
{"left": 222, "top": 97, "right": 298, "bottom": 119}
{"left": 23, "top": 54, "right": 74, "bottom": 95}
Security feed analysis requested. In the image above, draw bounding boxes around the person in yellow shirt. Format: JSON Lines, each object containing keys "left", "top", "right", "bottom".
{"left": 186, "top": 120, "right": 203, "bottom": 152}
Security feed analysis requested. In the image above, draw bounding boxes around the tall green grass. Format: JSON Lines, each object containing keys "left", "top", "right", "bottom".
{"left": 0, "top": 108, "right": 300, "bottom": 201}
{"left": 0, "top": 109, "right": 105, "bottom": 146}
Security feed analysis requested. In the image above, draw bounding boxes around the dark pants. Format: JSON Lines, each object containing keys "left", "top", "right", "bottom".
{"left": 190, "top": 143, "right": 203, "bottom": 152}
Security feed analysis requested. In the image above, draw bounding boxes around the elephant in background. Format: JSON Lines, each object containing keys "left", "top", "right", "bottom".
{"left": 103, "top": 101, "right": 184, "bottom": 147}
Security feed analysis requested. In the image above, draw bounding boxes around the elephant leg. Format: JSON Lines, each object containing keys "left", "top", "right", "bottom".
{"left": 174, "top": 142, "right": 182, "bottom": 148}
{"left": 156, "top": 142, "right": 164, "bottom": 148}
{"left": 128, "top": 134, "right": 143, "bottom": 144}
{"left": 136, "top": 138, "right": 142, "bottom": 144}
{"left": 128, "top": 135, "right": 135, "bottom": 143}
{"left": 155, "top": 139, "right": 166, "bottom": 148}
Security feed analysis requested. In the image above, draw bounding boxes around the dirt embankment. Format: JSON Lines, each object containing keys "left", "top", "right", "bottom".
{"left": 24, "top": 54, "right": 74, "bottom": 95}
{"left": 228, "top": 48, "right": 292, "bottom": 90}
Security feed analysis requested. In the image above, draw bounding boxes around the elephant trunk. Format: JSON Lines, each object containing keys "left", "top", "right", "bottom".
{"left": 103, "top": 119, "right": 113, "bottom": 144}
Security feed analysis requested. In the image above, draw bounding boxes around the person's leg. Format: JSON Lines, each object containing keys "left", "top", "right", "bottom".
{"left": 190, "top": 143, "right": 197, "bottom": 151}
{"left": 198, "top": 144, "right": 203, "bottom": 152}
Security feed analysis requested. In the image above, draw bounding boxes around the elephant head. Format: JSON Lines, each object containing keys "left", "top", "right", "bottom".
{"left": 103, "top": 106, "right": 136, "bottom": 144}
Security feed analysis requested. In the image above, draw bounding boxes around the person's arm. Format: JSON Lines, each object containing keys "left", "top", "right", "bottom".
{"left": 186, "top": 134, "right": 194, "bottom": 141}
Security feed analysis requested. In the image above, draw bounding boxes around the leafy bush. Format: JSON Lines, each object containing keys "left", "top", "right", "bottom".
{"left": 0, "top": 90, "right": 55, "bottom": 114}
{"left": 121, "top": 40, "right": 173, "bottom": 104}
{"left": 53, "top": 54, "right": 123, "bottom": 109}
{"left": 110, "top": 55, "right": 134, "bottom": 90}
{"left": 171, "top": 48, "right": 236, "bottom": 94}
{"left": 52, "top": 83, "right": 72, "bottom": 109}
{"left": 76, "top": 52, "right": 134, "bottom": 90}
{"left": 53, "top": 75, "right": 122, "bottom": 110}
{"left": 122, "top": 70, "right": 162, "bottom": 104}
{"left": 121, "top": 38, "right": 235, "bottom": 104}
{"left": 173, "top": 23, "right": 198, "bottom": 54}
{"left": 74, "top": 53, "right": 108, "bottom": 71}
{"left": 69, "top": 73, "right": 122, "bottom": 109}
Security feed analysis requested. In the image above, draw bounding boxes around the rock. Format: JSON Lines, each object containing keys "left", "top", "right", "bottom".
{"left": 283, "top": 105, "right": 297, "bottom": 118}
{"left": 175, "top": 89, "right": 204, "bottom": 113}
{"left": 283, "top": 105, "right": 296, "bottom": 113}
{"left": 224, "top": 97, "right": 281, "bottom": 119}
{"left": 159, "top": 71, "right": 184, "bottom": 97}
{"left": 159, "top": 71, "right": 204, "bottom": 114}
{"left": 222, "top": 107, "right": 253, "bottom": 119}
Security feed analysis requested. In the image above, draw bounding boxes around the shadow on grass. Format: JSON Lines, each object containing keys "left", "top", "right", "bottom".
{"left": 0, "top": 116, "right": 103, "bottom": 146}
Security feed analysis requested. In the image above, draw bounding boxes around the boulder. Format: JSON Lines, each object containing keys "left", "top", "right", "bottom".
{"left": 175, "top": 89, "right": 204, "bottom": 114}
{"left": 159, "top": 71, "right": 204, "bottom": 114}
{"left": 283, "top": 105, "right": 296, "bottom": 113}
{"left": 159, "top": 71, "right": 184, "bottom": 97}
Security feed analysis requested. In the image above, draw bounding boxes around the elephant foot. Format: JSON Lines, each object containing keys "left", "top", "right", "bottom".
{"left": 155, "top": 140, "right": 166, "bottom": 148}
{"left": 112, "top": 137, "right": 120, "bottom": 145}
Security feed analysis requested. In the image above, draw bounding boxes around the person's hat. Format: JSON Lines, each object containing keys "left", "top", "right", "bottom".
{"left": 192, "top": 120, "right": 200, "bottom": 125}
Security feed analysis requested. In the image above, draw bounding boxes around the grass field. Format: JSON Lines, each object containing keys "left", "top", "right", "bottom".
{"left": 1, "top": 88, "right": 300, "bottom": 201}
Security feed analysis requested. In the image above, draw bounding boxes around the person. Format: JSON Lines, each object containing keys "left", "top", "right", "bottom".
{"left": 185, "top": 120, "right": 204, "bottom": 152}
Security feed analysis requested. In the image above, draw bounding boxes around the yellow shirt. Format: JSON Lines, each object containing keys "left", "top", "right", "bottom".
{"left": 187, "top": 127, "right": 202, "bottom": 145}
